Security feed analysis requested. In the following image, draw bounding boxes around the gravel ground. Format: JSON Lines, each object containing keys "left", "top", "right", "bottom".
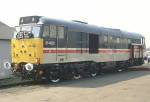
{"left": 0, "top": 66, "right": 150, "bottom": 102}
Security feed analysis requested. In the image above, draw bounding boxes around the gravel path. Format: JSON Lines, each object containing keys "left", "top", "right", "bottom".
{"left": 0, "top": 70, "right": 150, "bottom": 102}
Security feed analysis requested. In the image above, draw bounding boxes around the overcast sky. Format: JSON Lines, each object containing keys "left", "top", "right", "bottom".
{"left": 0, "top": 0, "right": 150, "bottom": 47}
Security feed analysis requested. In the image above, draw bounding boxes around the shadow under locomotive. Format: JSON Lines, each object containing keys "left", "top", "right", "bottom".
{"left": 0, "top": 68, "right": 150, "bottom": 89}
{"left": 41, "top": 69, "right": 150, "bottom": 88}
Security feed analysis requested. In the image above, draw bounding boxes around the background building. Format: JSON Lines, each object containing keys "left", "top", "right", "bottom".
{"left": 0, "top": 21, "right": 14, "bottom": 79}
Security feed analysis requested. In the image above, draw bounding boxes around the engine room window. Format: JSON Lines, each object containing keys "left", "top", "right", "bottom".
{"left": 116, "top": 38, "right": 120, "bottom": 43}
{"left": 137, "top": 39, "right": 140, "bottom": 44}
{"left": 49, "top": 25, "right": 57, "bottom": 38}
{"left": 109, "top": 36, "right": 113, "bottom": 44}
{"left": 122, "top": 38, "right": 128, "bottom": 48}
{"left": 104, "top": 35, "right": 108, "bottom": 42}
{"left": 57, "top": 26, "right": 64, "bottom": 39}
{"left": 128, "top": 39, "right": 131, "bottom": 44}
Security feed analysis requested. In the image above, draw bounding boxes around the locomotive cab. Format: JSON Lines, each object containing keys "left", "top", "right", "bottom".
{"left": 11, "top": 16, "right": 67, "bottom": 80}
{"left": 11, "top": 16, "right": 43, "bottom": 73}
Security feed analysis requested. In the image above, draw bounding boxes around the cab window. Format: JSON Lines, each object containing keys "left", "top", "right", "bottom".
{"left": 49, "top": 25, "right": 56, "bottom": 38}
{"left": 43, "top": 25, "right": 64, "bottom": 39}
{"left": 43, "top": 26, "right": 49, "bottom": 37}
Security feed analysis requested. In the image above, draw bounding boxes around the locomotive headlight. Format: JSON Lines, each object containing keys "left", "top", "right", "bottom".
{"left": 3, "top": 62, "right": 11, "bottom": 69}
{"left": 25, "top": 63, "right": 34, "bottom": 71}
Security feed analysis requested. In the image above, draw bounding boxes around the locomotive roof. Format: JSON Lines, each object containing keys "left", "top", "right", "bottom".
{"left": 21, "top": 16, "right": 143, "bottom": 39}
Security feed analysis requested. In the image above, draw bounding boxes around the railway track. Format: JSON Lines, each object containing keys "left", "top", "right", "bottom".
{"left": 0, "top": 77, "right": 34, "bottom": 89}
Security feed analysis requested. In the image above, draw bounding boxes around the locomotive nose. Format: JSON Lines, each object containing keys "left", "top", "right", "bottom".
{"left": 11, "top": 39, "right": 43, "bottom": 64}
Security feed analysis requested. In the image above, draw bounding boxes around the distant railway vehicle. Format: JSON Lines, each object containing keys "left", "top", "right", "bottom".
{"left": 9, "top": 16, "right": 145, "bottom": 82}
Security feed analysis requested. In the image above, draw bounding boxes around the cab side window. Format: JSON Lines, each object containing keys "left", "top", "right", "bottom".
{"left": 43, "top": 25, "right": 64, "bottom": 39}
{"left": 49, "top": 25, "right": 57, "bottom": 38}
{"left": 43, "top": 26, "right": 49, "bottom": 37}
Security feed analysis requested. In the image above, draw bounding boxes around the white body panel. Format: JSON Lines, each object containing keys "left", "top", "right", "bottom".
{"left": 43, "top": 48, "right": 131, "bottom": 64}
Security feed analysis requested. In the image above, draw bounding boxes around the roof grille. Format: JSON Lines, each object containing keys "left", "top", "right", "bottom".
{"left": 72, "top": 20, "right": 88, "bottom": 24}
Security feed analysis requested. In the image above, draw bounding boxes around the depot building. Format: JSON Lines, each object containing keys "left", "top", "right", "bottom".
{"left": 0, "top": 21, "right": 14, "bottom": 79}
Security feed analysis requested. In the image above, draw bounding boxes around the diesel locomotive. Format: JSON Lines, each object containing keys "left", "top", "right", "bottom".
{"left": 9, "top": 16, "right": 145, "bottom": 82}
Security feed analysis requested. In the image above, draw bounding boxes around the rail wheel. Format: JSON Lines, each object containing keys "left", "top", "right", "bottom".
{"left": 51, "top": 78, "right": 60, "bottom": 83}
{"left": 90, "top": 63, "right": 98, "bottom": 77}
{"left": 73, "top": 74, "right": 81, "bottom": 80}
{"left": 49, "top": 70, "right": 61, "bottom": 83}
{"left": 91, "top": 72, "right": 97, "bottom": 77}
{"left": 90, "top": 69, "right": 97, "bottom": 77}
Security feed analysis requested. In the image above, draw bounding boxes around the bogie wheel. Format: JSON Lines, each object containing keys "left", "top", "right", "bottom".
{"left": 91, "top": 72, "right": 97, "bottom": 77}
{"left": 72, "top": 64, "right": 81, "bottom": 80}
{"left": 48, "top": 70, "right": 61, "bottom": 83}
{"left": 73, "top": 74, "right": 81, "bottom": 80}
{"left": 50, "top": 77, "right": 60, "bottom": 83}
{"left": 90, "top": 63, "right": 98, "bottom": 77}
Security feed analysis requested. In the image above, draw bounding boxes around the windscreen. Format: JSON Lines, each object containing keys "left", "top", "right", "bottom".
{"left": 14, "top": 25, "right": 41, "bottom": 39}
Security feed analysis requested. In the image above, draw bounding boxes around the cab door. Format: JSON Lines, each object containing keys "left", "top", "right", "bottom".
{"left": 130, "top": 44, "right": 143, "bottom": 59}
{"left": 56, "top": 26, "right": 67, "bottom": 62}
{"left": 43, "top": 25, "right": 67, "bottom": 63}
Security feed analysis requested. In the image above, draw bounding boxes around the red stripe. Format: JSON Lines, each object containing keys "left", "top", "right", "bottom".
{"left": 112, "top": 50, "right": 130, "bottom": 53}
{"left": 43, "top": 49, "right": 130, "bottom": 54}
{"left": 44, "top": 50, "right": 88, "bottom": 53}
